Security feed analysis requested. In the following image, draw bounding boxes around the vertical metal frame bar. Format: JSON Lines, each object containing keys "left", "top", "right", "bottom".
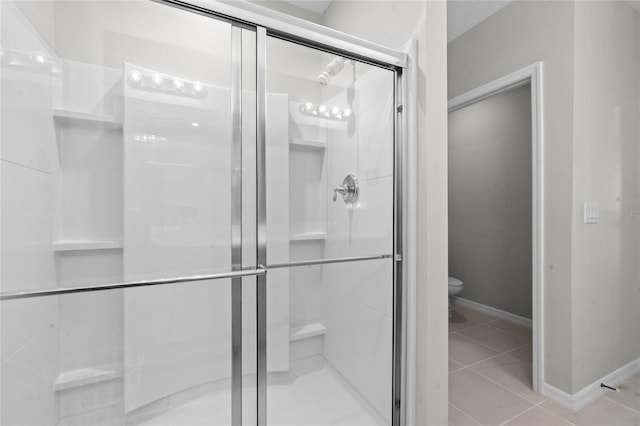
{"left": 230, "top": 24, "right": 243, "bottom": 426}
{"left": 255, "top": 25, "right": 268, "bottom": 426}
{"left": 392, "top": 68, "right": 405, "bottom": 426}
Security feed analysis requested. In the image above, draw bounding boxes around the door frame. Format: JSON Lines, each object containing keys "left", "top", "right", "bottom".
{"left": 447, "top": 62, "right": 545, "bottom": 393}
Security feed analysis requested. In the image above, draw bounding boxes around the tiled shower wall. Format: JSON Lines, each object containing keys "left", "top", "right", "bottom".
{"left": 323, "top": 67, "right": 395, "bottom": 423}
{"left": 1, "top": 2, "right": 59, "bottom": 424}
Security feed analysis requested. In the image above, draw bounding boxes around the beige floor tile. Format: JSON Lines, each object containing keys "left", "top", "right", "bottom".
{"left": 449, "top": 369, "right": 533, "bottom": 425}
{"left": 450, "top": 309, "right": 480, "bottom": 333}
{"left": 505, "top": 344, "right": 533, "bottom": 364}
{"left": 504, "top": 406, "right": 573, "bottom": 426}
{"left": 458, "top": 324, "right": 530, "bottom": 353}
{"left": 449, "top": 403, "right": 480, "bottom": 426}
{"left": 449, "top": 333, "right": 500, "bottom": 366}
{"left": 542, "top": 397, "right": 640, "bottom": 425}
{"left": 470, "top": 355, "right": 544, "bottom": 404}
{"left": 452, "top": 302, "right": 498, "bottom": 324}
{"left": 450, "top": 358, "right": 465, "bottom": 373}
{"left": 605, "top": 374, "right": 640, "bottom": 413}
{"left": 487, "top": 319, "right": 532, "bottom": 342}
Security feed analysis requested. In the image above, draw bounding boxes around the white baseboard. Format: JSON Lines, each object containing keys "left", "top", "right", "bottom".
{"left": 543, "top": 357, "right": 640, "bottom": 412}
{"left": 453, "top": 297, "right": 532, "bottom": 329}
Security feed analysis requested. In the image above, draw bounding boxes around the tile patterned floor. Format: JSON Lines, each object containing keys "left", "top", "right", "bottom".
{"left": 449, "top": 301, "right": 640, "bottom": 426}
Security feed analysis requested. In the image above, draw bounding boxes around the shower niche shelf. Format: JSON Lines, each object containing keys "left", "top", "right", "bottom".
{"left": 53, "top": 240, "right": 123, "bottom": 252}
{"left": 290, "top": 232, "right": 327, "bottom": 242}
{"left": 52, "top": 106, "right": 124, "bottom": 258}
{"left": 290, "top": 322, "right": 326, "bottom": 341}
{"left": 288, "top": 101, "right": 328, "bottom": 243}
{"left": 53, "top": 367, "right": 120, "bottom": 392}
{"left": 290, "top": 139, "right": 326, "bottom": 149}
{"left": 53, "top": 109, "right": 122, "bottom": 128}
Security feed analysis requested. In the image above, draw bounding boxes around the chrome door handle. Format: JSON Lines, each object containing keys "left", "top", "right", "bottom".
{"left": 333, "top": 174, "right": 359, "bottom": 204}
{"left": 333, "top": 185, "right": 348, "bottom": 201}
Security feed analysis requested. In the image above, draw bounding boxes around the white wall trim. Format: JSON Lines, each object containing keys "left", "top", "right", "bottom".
{"left": 542, "top": 357, "right": 640, "bottom": 412}
{"left": 401, "top": 37, "right": 418, "bottom": 426}
{"left": 448, "top": 62, "right": 545, "bottom": 393}
{"left": 453, "top": 297, "right": 532, "bottom": 329}
{"left": 448, "top": 64, "right": 538, "bottom": 113}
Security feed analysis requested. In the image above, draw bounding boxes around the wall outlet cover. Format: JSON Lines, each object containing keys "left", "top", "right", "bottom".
{"left": 584, "top": 202, "right": 599, "bottom": 224}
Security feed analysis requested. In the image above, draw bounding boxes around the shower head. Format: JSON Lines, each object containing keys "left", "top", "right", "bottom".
{"left": 317, "top": 56, "right": 346, "bottom": 85}
{"left": 318, "top": 71, "right": 331, "bottom": 86}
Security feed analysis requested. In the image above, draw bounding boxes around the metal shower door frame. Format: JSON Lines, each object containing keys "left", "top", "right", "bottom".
{"left": 140, "top": 3, "right": 410, "bottom": 423}
{"left": 0, "top": 1, "right": 409, "bottom": 425}
{"left": 251, "top": 28, "right": 407, "bottom": 426}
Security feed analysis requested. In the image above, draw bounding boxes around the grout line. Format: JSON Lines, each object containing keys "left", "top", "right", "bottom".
{"left": 486, "top": 320, "right": 533, "bottom": 342}
{"left": 502, "top": 342, "right": 533, "bottom": 360}
{"left": 448, "top": 358, "right": 466, "bottom": 374}
{"left": 457, "top": 315, "right": 496, "bottom": 326}
{"left": 458, "top": 325, "right": 530, "bottom": 353}
{"left": 602, "top": 395, "right": 640, "bottom": 414}
{"left": 1, "top": 158, "right": 52, "bottom": 176}
{"left": 450, "top": 330, "right": 532, "bottom": 372}
{"left": 451, "top": 352, "right": 504, "bottom": 373}
{"left": 497, "top": 399, "right": 546, "bottom": 426}
{"left": 449, "top": 402, "right": 482, "bottom": 426}
{"left": 1, "top": 324, "right": 51, "bottom": 365}
{"left": 453, "top": 330, "right": 525, "bottom": 356}
{"left": 450, "top": 304, "right": 548, "bottom": 425}
{"left": 451, "top": 331, "right": 501, "bottom": 354}
{"left": 468, "top": 366, "right": 541, "bottom": 406}
{"left": 448, "top": 321, "right": 481, "bottom": 334}
{"left": 453, "top": 306, "right": 532, "bottom": 342}
{"left": 537, "top": 403, "right": 578, "bottom": 426}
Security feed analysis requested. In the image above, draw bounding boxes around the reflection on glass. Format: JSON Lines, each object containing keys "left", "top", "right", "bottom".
{"left": 265, "top": 37, "right": 395, "bottom": 425}
{"left": 1, "top": 1, "right": 238, "bottom": 424}
{"left": 266, "top": 38, "right": 395, "bottom": 265}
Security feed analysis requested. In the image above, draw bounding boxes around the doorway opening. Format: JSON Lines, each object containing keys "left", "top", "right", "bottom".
{"left": 446, "top": 64, "right": 544, "bottom": 420}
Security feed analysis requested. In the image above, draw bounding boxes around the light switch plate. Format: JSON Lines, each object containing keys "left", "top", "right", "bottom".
{"left": 584, "top": 202, "right": 599, "bottom": 224}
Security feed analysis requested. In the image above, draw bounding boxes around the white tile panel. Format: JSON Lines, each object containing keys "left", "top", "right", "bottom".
{"left": 326, "top": 175, "right": 393, "bottom": 258}
{"left": 1, "top": 161, "right": 55, "bottom": 292}
{"left": 324, "top": 290, "right": 392, "bottom": 423}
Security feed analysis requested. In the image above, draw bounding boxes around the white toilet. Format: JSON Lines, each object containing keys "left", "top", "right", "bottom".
{"left": 448, "top": 276, "right": 464, "bottom": 315}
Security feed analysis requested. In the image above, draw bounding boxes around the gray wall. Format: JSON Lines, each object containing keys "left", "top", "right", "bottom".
{"left": 570, "top": 0, "right": 640, "bottom": 393}
{"left": 449, "top": 0, "right": 640, "bottom": 395}
{"left": 449, "top": 0, "right": 576, "bottom": 393}
{"left": 449, "top": 84, "right": 532, "bottom": 319}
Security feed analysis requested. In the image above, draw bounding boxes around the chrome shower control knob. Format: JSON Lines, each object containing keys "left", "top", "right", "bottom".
{"left": 333, "top": 174, "right": 359, "bottom": 204}
{"left": 333, "top": 185, "right": 347, "bottom": 201}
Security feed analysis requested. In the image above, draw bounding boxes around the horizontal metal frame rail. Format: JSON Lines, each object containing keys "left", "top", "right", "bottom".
{"left": 154, "top": 0, "right": 407, "bottom": 69}
{"left": 0, "top": 269, "right": 266, "bottom": 301}
{"left": 0, "top": 254, "right": 393, "bottom": 301}
{"left": 267, "top": 254, "right": 392, "bottom": 269}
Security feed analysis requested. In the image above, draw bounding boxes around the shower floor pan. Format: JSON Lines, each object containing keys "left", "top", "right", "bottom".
{"left": 139, "top": 365, "right": 387, "bottom": 426}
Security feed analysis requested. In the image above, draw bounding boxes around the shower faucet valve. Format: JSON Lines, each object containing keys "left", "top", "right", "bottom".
{"left": 333, "top": 174, "right": 359, "bottom": 204}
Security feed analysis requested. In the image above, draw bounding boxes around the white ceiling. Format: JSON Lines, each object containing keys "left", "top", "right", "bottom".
{"left": 447, "top": 0, "right": 512, "bottom": 43}
{"left": 280, "top": 0, "right": 332, "bottom": 15}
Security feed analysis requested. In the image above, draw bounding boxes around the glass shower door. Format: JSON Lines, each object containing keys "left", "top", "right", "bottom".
{"left": 1, "top": 2, "right": 402, "bottom": 425}
{"left": 263, "top": 36, "right": 397, "bottom": 426}
{"left": 0, "top": 1, "right": 258, "bottom": 424}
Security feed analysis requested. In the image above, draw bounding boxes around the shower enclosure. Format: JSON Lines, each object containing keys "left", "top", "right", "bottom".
{"left": 0, "top": 1, "right": 407, "bottom": 425}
